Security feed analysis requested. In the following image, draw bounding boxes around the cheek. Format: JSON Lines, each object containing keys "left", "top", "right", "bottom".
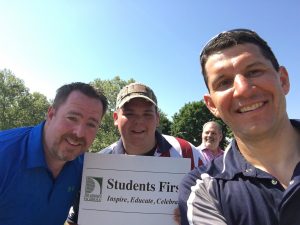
{"left": 213, "top": 93, "right": 230, "bottom": 112}
{"left": 86, "top": 130, "right": 98, "bottom": 144}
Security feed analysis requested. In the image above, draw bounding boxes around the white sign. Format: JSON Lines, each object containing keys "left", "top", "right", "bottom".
{"left": 78, "top": 153, "right": 190, "bottom": 225}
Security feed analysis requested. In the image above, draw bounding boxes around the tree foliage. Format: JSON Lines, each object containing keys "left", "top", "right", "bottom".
{"left": 92, "top": 76, "right": 135, "bottom": 111}
{"left": 0, "top": 69, "right": 50, "bottom": 130}
{"left": 1, "top": 70, "right": 232, "bottom": 151}
{"left": 89, "top": 76, "right": 135, "bottom": 152}
{"left": 171, "top": 101, "right": 232, "bottom": 149}
{"left": 157, "top": 109, "right": 172, "bottom": 135}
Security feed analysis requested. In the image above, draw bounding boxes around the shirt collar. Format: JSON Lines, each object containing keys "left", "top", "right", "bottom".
{"left": 113, "top": 131, "right": 172, "bottom": 155}
{"left": 213, "top": 119, "right": 300, "bottom": 180}
{"left": 155, "top": 131, "right": 172, "bottom": 154}
{"left": 26, "top": 121, "right": 47, "bottom": 169}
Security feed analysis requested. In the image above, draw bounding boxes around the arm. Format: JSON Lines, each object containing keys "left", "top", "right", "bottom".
{"left": 178, "top": 168, "right": 226, "bottom": 225}
{"left": 66, "top": 191, "right": 80, "bottom": 225}
{"left": 65, "top": 222, "right": 77, "bottom": 225}
{"left": 178, "top": 168, "right": 201, "bottom": 225}
{"left": 187, "top": 173, "right": 226, "bottom": 225}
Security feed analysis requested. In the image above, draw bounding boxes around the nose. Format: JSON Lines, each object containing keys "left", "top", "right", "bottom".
{"left": 133, "top": 115, "right": 144, "bottom": 124}
{"left": 73, "top": 124, "right": 86, "bottom": 138}
{"left": 233, "top": 74, "right": 253, "bottom": 97}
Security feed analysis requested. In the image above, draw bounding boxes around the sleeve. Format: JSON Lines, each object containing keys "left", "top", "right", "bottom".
{"left": 186, "top": 173, "right": 227, "bottom": 225}
{"left": 178, "top": 168, "right": 201, "bottom": 225}
{"left": 66, "top": 191, "right": 80, "bottom": 224}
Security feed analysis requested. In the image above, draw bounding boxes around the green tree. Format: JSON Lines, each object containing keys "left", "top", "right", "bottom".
{"left": 89, "top": 76, "right": 135, "bottom": 152}
{"left": 171, "top": 101, "right": 231, "bottom": 149}
{"left": 157, "top": 110, "right": 172, "bottom": 135}
{"left": 92, "top": 76, "right": 136, "bottom": 111}
{"left": 25, "top": 92, "right": 50, "bottom": 125}
{"left": 0, "top": 69, "right": 50, "bottom": 130}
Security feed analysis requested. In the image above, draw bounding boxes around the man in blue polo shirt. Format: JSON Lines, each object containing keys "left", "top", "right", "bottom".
{"left": 0, "top": 82, "right": 107, "bottom": 225}
{"left": 178, "top": 29, "right": 300, "bottom": 225}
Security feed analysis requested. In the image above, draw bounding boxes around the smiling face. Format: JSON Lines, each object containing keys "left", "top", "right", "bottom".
{"left": 202, "top": 122, "right": 222, "bottom": 151}
{"left": 113, "top": 98, "right": 159, "bottom": 154}
{"left": 44, "top": 90, "right": 104, "bottom": 163}
{"left": 203, "top": 43, "right": 290, "bottom": 141}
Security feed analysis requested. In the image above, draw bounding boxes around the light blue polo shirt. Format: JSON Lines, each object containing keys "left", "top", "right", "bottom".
{"left": 0, "top": 122, "right": 83, "bottom": 225}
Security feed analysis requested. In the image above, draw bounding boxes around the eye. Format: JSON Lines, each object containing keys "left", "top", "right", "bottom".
{"left": 214, "top": 78, "right": 234, "bottom": 91}
{"left": 67, "top": 116, "right": 78, "bottom": 122}
{"left": 123, "top": 112, "right": 134, "bottom": 117}
{"left": 87, "top": 122, "right": 98, "bottom": 129}
{"left": 246, "top": 69, "right": 263, "bottom": 77}
{"left": 144, "top": 112, "right": 155, "bottom": 118}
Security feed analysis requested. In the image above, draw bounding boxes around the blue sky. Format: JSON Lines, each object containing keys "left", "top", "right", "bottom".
{"left": 1, "top": 1, "right": 299, "bottom": 119}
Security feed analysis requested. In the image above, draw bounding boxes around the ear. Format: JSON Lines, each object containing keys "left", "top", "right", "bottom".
{"left": 156, "top": 111, "right": 160, "bottom": 127}
{"left": 113, "top": 111, "right": 119, "bottom": 126}
{"left": 204, "top": 94, "right": 220, "bottom": 118}
{"left": 219, "top": 132, "right": 223, "bottom": 141}
{"left": 47, "top": 106, "right": 55, "bottom": 120}
{"left": 278, "top": 66, "right": 290, "bottom": 95}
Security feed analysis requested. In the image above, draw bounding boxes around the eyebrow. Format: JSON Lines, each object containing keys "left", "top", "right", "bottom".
{"left": 213, "top": 61, "right": 265, "bottom": 78}
{"left": 68, "top": 111, "right": 99, "bottom": 124}
{"left": 244, "top": 61, "right": 267, "bottom": 69}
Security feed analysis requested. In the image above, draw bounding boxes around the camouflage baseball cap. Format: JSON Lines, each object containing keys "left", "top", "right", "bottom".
{"left": 116, "top": 83, "right": 157, "bottom": 109}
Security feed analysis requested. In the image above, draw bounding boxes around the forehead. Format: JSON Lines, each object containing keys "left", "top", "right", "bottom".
{"left": 122, "top": 98, "right": 155, "bottom": 110}
{"left": 205, "top": 43, "right": 267, "bottom": 72}
{"left": 60, "top": 91, "right": 103, "bottom": 117}
{"left": 204, "top": 123, "right": 218, "bottom": 131}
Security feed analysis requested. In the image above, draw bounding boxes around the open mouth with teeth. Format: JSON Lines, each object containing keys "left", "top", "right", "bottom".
{"left": 131, "top": 130, "right": 145, "bottom": 134}
{"left": 239, "top": 102, "right": 265, "bottom": 113}
{"left": 66, "top": 137, "right": 82, "bottom": 146}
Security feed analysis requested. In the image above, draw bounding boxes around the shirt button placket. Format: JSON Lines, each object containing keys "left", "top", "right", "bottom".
{"left": 271, "top": 179, "right": 278, "bottom": 185}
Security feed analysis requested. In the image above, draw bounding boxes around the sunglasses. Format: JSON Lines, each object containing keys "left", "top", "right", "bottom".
{"left": 200, "top": 28, "right": 259, "bottom": 60}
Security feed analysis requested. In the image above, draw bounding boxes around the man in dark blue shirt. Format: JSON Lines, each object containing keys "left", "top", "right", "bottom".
{"left": 178, "top": 29, "right": 300, "bottom": 225}
{"left": 0, "top": 82, "right": 107, "bottom": 225}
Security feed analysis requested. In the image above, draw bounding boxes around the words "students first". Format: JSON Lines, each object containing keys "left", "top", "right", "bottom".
{"left": 106, "top": 179, "right": 178, "bottom": 193}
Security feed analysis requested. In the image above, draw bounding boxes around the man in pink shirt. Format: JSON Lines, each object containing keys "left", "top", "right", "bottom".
{"left": 197, "top": 121, "right": 223, "bottom": 164}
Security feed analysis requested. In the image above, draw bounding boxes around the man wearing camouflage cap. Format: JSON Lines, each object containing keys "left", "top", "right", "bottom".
{"left": 67, "top": 82, "right": 204, "bottom": 224}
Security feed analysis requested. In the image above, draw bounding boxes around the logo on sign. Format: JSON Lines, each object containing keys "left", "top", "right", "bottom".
{"left": 84, "top": 176, "right": 103, "bottom": 202}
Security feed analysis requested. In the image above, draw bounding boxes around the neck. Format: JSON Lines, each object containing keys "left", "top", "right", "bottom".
{"left": 210, "top": 147, "right": 220, "bottom": 155}
{"left": 236, "top": 120, "right": 300, "bottom": 188}
{"left": 123, "top": 139, "right": 156, "bottom": 155}
{"left": 44, "top": 148, "right": 66, "bottom": 179}
{"left": 202, "top": 143, "right": 219, "bottom": 154}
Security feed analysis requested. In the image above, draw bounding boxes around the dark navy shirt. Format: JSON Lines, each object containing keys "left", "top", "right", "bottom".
{"left": 179, "top": 120, "right": 300, "bottom": 225}
{"left": 0, "top": 122, "right": 83, "bottom": 225}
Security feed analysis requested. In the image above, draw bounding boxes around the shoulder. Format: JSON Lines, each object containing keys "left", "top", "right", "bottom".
{"left": 291, "top": 119, "right": 300, "bottom": 130}
{"left": 162, "top": 134, "right": 195, "bottom": 150}
{"left": 161, "top": 134, "right": 205, "bottom": 168}
{"left": 0, "top": 126, "right": 37, "bottom": 191}
{"left": 180, "top": 166, "right": 205, "bottom": 190}
{"left": 0, "top": 126, "right": 34, "bottom": 158}
{"left": 180, "top": 157, "right": 225, "bottom": 191}
{"left": 99, "top": 141, "right": 119, "bottom": 154}
{"left": 0, "top": 126, "right": 32, "bottom": 143}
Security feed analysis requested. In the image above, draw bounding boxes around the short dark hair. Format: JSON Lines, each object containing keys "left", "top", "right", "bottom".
{"left": 53, "top": 82, "right": 108, "bottom": 116}
{"left": 200, "top": 29, "right": 280, "bottom": 90}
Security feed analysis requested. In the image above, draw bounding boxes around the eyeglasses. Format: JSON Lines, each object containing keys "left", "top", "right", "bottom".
{"left": 200, "top": 28, "right": 258, "bottom": 59}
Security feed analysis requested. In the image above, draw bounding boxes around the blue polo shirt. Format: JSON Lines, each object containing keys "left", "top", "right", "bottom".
{"left": 0, "top": 122, "right": 83, "bottom": 225}
{"left": 179, "top": 120, "right": 300, "bottom": 225}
